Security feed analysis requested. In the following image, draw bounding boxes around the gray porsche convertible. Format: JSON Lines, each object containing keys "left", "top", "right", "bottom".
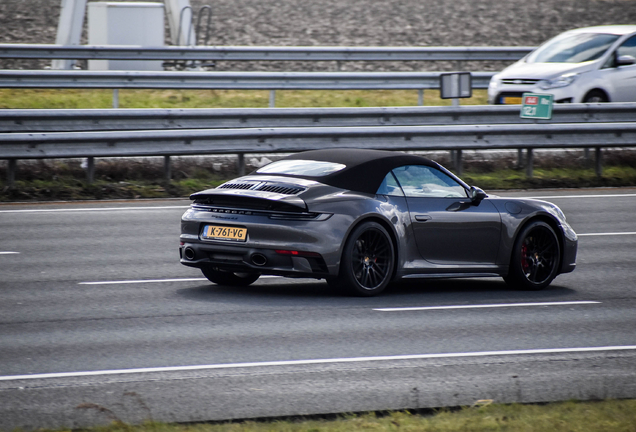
{"left": 180, "top": 149, "right": 577, "bottom": 296}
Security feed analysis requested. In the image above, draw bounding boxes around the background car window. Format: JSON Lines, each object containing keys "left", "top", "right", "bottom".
{"left": 617, "top": 35, "right": 636, "bottom": 58}
{"left": 392, "top": 165, "right": 467, "bottom": 198}
{"left": 603, "top": 35, "right": 636, "bottom": 68}
{"left": 527, "top": 33, "right": 619, "bottom": 64}
{"left": 376, "top": 172, "right": 404, "bottom": 196}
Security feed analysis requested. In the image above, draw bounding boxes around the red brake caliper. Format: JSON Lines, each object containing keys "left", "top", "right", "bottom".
{"left": 521, "top": 243, "right": 530, "bottom": 272}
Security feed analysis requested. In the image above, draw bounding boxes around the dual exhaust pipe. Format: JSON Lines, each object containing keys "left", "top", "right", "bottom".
{"left": 182, "top": 246, "right": 267, "bottom": 267}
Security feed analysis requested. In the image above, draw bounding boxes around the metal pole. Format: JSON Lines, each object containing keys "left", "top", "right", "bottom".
{"left": 269, "top": 90, "right": 276, "bottom": 108}
{"left": 164, "top": 155, "right": 172, "bottom": 181}
{"left": 517, "top": 148, "right": 524, "bottom": 169}
{"left": 595, "top": 147, "right": 602, "bottom": 177}
{"left": 526, "top": 148, "right": 534, "bottom": 178}
{"left": 86, "top": 156, "right": 95, "bottom": 183}
{"left": 455, "top": 149, "right": 463, "bottom": 176}
{"left": 7, "top": 159, "right": 16, "bottom": 187}
{"left": 418, "top": 89, "right": 424, "bottom": 106}
{"left": 113, "top": 89, "right": 119, "bottom": 109}
{"left": 237, "top": 153, "right": 245, "bottom": 176}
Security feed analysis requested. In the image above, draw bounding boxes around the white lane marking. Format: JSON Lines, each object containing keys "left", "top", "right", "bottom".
{"left": 79, "top": 276, "right": 280, "bottom": 285}
{"left": 0, "top": 206, "right": 189, "bottom": 214}
{"left": 525, "top": 193, "right": 636, "bottom": 199}
{"left": 578, "top": 232, "right": 636, "bottom": 237}
{"left": 0, "top": 251, "right": 20, "bottom": 255}
{"left": 80, "top": 278, "right": 207, "bottom": 285}
{"left": 1, "top": 345, "right": 635, "bottom": 382}
{"left": 374, "top": 301, "right": 600, "bottom": 312}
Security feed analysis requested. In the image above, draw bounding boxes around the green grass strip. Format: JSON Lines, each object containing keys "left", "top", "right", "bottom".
{"left": 45, "top": 400, "right": 636, "bottom": 432}
{"left": 0, "top": 89, "right": 489, "bottom": 109}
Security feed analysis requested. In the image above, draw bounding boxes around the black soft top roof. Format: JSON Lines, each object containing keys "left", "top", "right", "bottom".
{"left": 260, "top": 149, "right": 438, "bottom": 194}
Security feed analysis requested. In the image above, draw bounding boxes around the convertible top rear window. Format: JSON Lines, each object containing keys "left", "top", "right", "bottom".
{"left": 257, "top": 160, "right": 346, "bottom": 177}
{"left": 253, "top": 149, "right": 444, "bottom": 195}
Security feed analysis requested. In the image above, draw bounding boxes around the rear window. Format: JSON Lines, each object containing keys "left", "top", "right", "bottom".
{"left": 257, "top": 159, "right": 346, "bottom": 177}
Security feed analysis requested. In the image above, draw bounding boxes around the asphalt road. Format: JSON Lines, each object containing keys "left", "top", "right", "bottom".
{"left": 0, "top": 188, "right": 635, "bottom": 430}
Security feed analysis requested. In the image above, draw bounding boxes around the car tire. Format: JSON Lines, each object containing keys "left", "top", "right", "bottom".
{"left": 583, "top": 90, "right": 609, "bottom": 103}
{"left": 201, "top": 267, "right": 260, "bottom": 286}
{"left": 504, "top": 221, "right": 561, "bottom": 291}
{"left": 331, "top": 221, "right": 395, "bottom": 296}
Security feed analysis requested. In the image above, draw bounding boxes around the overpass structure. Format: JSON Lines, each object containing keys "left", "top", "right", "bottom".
{"left": 53, "top": 0, "right": 194, "bottom": 70}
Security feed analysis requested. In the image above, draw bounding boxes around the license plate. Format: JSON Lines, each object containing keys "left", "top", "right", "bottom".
{"left": 202, "top": 225, "right": 247, "bottom": 242}
{"left": 502, "top": 96, "right": 523, "bottom": 104}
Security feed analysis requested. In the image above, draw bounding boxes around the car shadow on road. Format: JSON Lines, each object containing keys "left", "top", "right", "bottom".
{"left": 176, "top": 276, "right": 578, "bottom": 305}
{"left": 389, "top": 278, "right": 577, "bottom": 302}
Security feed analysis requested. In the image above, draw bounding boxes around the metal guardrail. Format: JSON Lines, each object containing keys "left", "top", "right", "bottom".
{"left": 1, "top": 104, "right": 634, "bottom": 133}
{"left": 3, "top": 123, "right": 635, "bottom": 160}
{"left": 0, "top": 44, "right": 534, "bottom": 62}
{"left": 0, "top": 69, "right": 496, "bottom": 90}
{"left": 2, "top": 121, "right": 635, "bottom": 184}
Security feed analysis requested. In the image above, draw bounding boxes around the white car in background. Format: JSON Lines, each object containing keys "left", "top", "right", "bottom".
{"left": 488, "top": 25, "right": 636, "bottom": 104}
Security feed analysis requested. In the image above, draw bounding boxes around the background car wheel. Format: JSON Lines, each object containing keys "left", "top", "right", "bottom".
{"left": 333, "top": 221, "right": 395, "bottom": 296}
{"left": 504, "top": 221, "right": 560, "bottom": 291}
{"left": 583, "top": 90, "right": 608, "bottom": 103}
{"left": 201, "top": 267, "right": 260, "bottom": 286}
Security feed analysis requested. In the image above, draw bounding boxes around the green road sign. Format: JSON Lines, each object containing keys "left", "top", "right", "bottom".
{"left": 520, "top": 93, "right": 553, "bottom": 119}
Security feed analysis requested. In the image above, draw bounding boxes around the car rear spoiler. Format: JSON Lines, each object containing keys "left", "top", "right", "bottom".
{"left": 190, "top": 188, "right": 308, "bottom": 212}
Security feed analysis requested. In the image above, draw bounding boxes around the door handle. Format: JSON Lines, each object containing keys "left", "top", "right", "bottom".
{"left": 414, "top": 214, "right": 432, "bottom": 222}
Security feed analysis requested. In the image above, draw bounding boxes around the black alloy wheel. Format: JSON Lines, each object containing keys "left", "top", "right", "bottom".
{"left": 504, "top": 221, "right": 560, "bottom": 290}
{"left": 332, "top": 221, "right": 395, "bottom": 296}
{"left": 201, "top": 267, "right": 260, "bottom": 286}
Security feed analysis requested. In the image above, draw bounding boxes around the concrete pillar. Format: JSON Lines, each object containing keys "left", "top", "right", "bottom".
{"left": 52, "top": 0, "right": 88, "bottom": 69}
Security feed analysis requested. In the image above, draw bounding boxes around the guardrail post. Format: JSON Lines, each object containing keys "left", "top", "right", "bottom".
{"left": 237, "top": 154, "right": 245, "bottom": 176}
{"left": 595, "top": 147, "right": 602, "bottom": 177}
{"left": 418, "top": 89, "right": 424, "bottom": 106}
{"left": 7, "top": 159, "right": 16, "bottom": 188}
{"left": 86, "top": 157, "right": 95, "bottom": 183}
{"left": 164, "top": 155, "right": 172, "bottom": 181}
{"left": 113, "top": 89, "right": 119, "bottom": 109}
{"left": 269, "top": 90, "right": 276, "bottom": 108}
{"left": 517, "top": 149, "right": 524, "bottom": 168}
{"left": 526, "top": 148, "right": 534, "bottom": 178}
{"left": 455, "top": 149, "right": 463, "bottom": 176}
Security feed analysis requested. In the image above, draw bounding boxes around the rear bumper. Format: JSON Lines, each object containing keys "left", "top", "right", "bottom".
{"left": 488, "top": 85, "right": 577, "bottom": 104}
{"left": 179, "top": 242, "right": 331, "bottom": 278}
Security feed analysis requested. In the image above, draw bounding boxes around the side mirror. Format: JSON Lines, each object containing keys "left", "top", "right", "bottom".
{"left": 469, "top": 186, "right": 488, "bottom": 204}
{"left": 617, "top": 55, "right": 636, "bottom": 67}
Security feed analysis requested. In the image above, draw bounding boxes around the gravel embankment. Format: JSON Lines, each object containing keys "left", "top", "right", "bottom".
{"left": 1, "top": 0, "right": 635, "bottom": 71}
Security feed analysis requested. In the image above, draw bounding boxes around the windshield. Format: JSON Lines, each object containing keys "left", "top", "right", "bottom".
{"left": 527, "top": 32, "right": 620, "bottom": 63}
{"left": 256, "top": 159, "right": 346, "bottom": 177}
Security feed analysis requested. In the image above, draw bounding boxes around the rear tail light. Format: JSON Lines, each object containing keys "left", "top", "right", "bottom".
{"left": 275, "top": 250, "right": 321, "bottom": 258}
